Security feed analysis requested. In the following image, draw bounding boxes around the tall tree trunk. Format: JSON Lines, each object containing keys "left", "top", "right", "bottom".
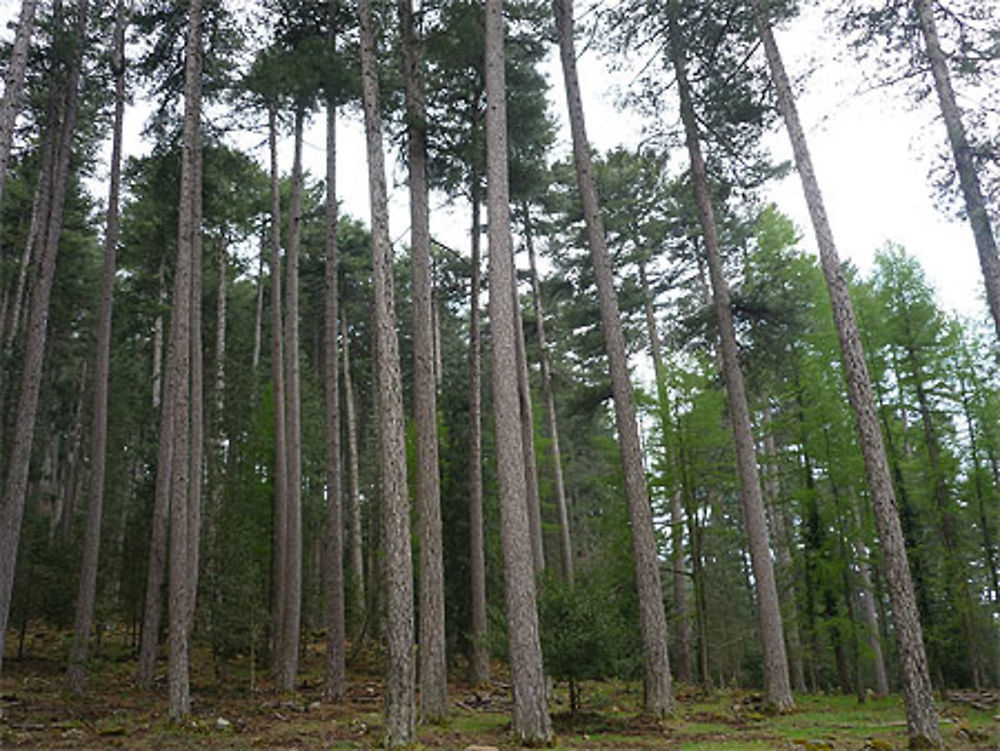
{"left": 751, "top": 4, "right": 939, "bottom": 742}
{"left": 912, "top": 0, "right": 1000, "bottom": 342}
{"left": 398, "top": 0, "right": 447, "bottom": 719}
{"left": 0, "top": 0, "right": 87, "bottom": 680}
{"left": 467, "top": 184, "right": 489, "bottom": 686}
{"left": 669, "top": 7, "right": 791, "bottom": 710}
{"left": 153, "top": 264, "right": 165, "bottom": 408}
{"left": 638, "top": 259, "right": 688, "bottom": 681}
{"left": 342, "top": 311, "right": 365, "bottom": 635}
{"left": 512, "top": 267, "right": 545, "bottom": 575}
{"left": 523, "top": 205, "right": 572, "bottom": 584}
{"left": 485, "top": 0, "right": 551, "bottom": 741}
{"left": 251, "top": 241, "right": 264, "bottom": 373}
{"left": 761, "top": 403, "right": 807, "bottom": 694}
{"left": 66, "top": 0, "right": 127, "bottom": 694}
{"left": 267, "top": 102, "right": 289, "bottom": 674}
{"left": 358, "top": 0, "right": 416, "bottom": 742}
{"left": 278, "top": 106, "right": 305, "bottom": 692}
{"left": 3, "top": 174, "right": 45, "bottom": 354}
{"left": 166, "top": 0, "right": 203, "bottom": 718}
{"left": 553, "top": 0, "right": 673, "bottom": 716}
{"left": 0, "top": 0, "right": 38, "bottom": 206}
{"left": 323, "top": 98, "right": 346, "bottom": 703}
{"left": 850, "top": 494, "right": 891, "bottom": 696}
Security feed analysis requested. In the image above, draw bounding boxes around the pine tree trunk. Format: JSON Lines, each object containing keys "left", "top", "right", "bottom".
{"left": 358, "top": 0, "right": 416, "bottom": 741}
{"left": 67, "top": 0, "right": 126, "bottom": 694}
{"left": 669, "top": 7, "right": 791, "bottom": 711}
{"left": 512, "top": 268, "right": 545, "bottom": 575}
{"left": 278, "top": 106, "right": 305, "bottom": 692}
{"left": 0, "top": 0, "right": 38, "bottom": 206}
{"left": 0, "top": 0, "right": 87, "bottom": 680}
{"left": 751, "top": 4, "right": 939, "bottom": 742}
{"left": 554, "top": 0, "right": 673, "bottom": 715}
{"left": 523, "top": 206, "right": 573, "bottom": 584}
{"left": 323, "top": 98, "right": 346, "bottom": 703}
{"left": 267, "top": 102, "right": 290, "bottom": 673}
{"left": 850, "top": 494, "right": 891, "bottom": 696}
{"left": 342, "top": 311, "right": 365, "bottom": 635}
{"left": 485, "top": 0, "right": 552, "bottom": 741}
{"left": 252, "top": 243, "right": 263, "bottom": 373}
{"left": 3, "top": 173, "right": 45, "bottom": 354}
{"left": 397, "top": 0, "right": 447, "bottom": 719}
{"left": 467, "top": 186, "right": 489, "bottom": 687}
{"left": 153, "top": 264, "right": 165, "bottom": 409}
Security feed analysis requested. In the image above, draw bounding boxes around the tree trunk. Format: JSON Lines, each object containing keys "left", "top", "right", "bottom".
{"left": 322, "top": 98, "right": 346, "bottom": 703}
{"left": 0, "top": 0, "right": 38, "bottom": 206}
{"left": 398, "top": 0, "right": 447, "bottom": 719}
{"left": 252, "top": 242, "right": 264, "bottom": 373}
{"left": 669, "top": 7, "right": 791, "bottom": 711}
{"left": 358, "top": 0, "right": 416, "bottom": 741}
{"left": 153, "top": 264, "right": 166, "bottom": 408}
{"left": 342, "top": 311, "right": 365, "bottom": 636}
{"left": 751, "top": 4, "right": 939, "bottom": 742}
{"left": 66, "top": 0, "right": 126, "bottom": 694}
{"left": 278, "top": 106, "right": 305, "bottom": 692}
{"left": 512, "top": 265, "right": 545, "bottom": 575}
{"left": 485, "top": 0, "right": 552, "bottom": 741}
{"left": 267, "top": 102, "right": 289, "bottom": 675}
{"left": 0, "top": 0, "right": 88, "bottom": 680}
{"left": 553, "top": 0, "right": 673, "bottom": 716}
{"left": 523, "top": 205, "right": 573, "bottom": 584}
{"left": 3, "top": 173, "right": 45, "bottom": 354}
{"left": 467, "top": 184, "right": 489, "bottom": 687}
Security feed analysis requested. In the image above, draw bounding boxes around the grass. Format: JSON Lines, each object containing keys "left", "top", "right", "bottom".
{"left": 3, "top": 632, "right": 1000, "bottom": 749}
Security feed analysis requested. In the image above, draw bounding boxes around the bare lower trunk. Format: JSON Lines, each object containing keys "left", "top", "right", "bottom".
{"left": 278, "top": 107, "right": 305, "bottom": 692}
{"left": 187, "top": 103, "right": 204, "bottom": 641}
{"left": 342, "top": 312, "right": 365, "bottom": 635}
{"left": 0, "top": 0, "right": 87, "bottom": 680}
{"left": 485, "top": 0, "right": 552, "bottom": 741}
{"left": 152, "top": 264, "right": 165, "bottom": 409}
{"left": 323, "top": 98, "right": 346, "bottom": 703}
{"left": 669, "top": 8, "right": 791, "bottom": 710}
{"left": 523, "top": 207, "right": 572, "bottom": 584}
{"left": 67, "top": 0, "right": 126, "bottom": 694}
{"left": 554, "top": 0, "right": 673, "bottom": 715}
{"left": 3, "top": 174, "right": 45, "bottom": 354}
{"left": 0, "top": 0, "right": 38, "bottom": 205}
{"left": 358, "top": 0, "right": 416, "bottom": 742}
{"left": 512, "top": 268, "right": 545, "bottom": 575}
{"left": 751, "top": 4, "right": 938, "bottom": 742}
{"left": 467, "top": 187, "right": 489, "bottom": 686}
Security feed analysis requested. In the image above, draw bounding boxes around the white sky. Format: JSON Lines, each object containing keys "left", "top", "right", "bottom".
{"left": 2, "top": 0, "right": 990, "bottom": 322}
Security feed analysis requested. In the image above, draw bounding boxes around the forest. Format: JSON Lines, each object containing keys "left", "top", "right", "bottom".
{"left": 0, "top": 0, "right": 999, "bottom": 748}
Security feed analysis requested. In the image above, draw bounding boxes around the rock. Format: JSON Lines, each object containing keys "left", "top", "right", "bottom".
{"left": 216, "top": 717, "right": 231, "bottom": 730}
{"left": 463, "top": 746, "right": 500, "bottom": 751}
{"left": 307, "top": 701, "right": 321, "bottom": 711}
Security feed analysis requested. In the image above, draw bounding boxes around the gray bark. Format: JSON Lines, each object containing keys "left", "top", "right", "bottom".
{"left": 251, "top": 244, "right": 263, "bottom": 373}
{"left": 751, "top": 4, "right": 939, "bottom": 742}
{"left": 486, "top": 0, "right": 552, "bottom": 741}
{"left": 0, "top": 0, "right": 87, "bottom": 680}
{"left": 343, "top": 311, "right": 365, "bottom": 634}
{"left": 153, "top": 264, "right": 165, "bottom": 409}
{"left": 0, "top": 0, "right": 38, "bottom": 206}
{"left": 66, "top": 0, "right": 126, "bottom": 694}
{"left": 554, "top": 0, "right": 673, "bottom": 715}
{"left": 358, "top": 0, "right": 416, "bottom": 742}
{"left": 398, "top": 0, "right": 447, "bottom": 720}
{"left": 669, "top": 9, "right": 791, "bottom": 711}
{"left": 524, "top": 207, "right": 572, "bottom": 584}
{"left": 278, "top": 107, "right": 305, "bottom": 692}
{"left": 323, "top": 99, "right": 346, "bottom": 703}
{"left": 467, "top": 187, "right": 489, "bottom": 686}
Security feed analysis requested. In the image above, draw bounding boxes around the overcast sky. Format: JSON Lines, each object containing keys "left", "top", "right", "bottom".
{"left": 3, "top": 0, "right": 990, "bottom": 325}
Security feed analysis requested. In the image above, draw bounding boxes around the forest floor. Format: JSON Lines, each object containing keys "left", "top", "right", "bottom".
{"left": 2, "top": 627, "right": 1000, "bottom": 749}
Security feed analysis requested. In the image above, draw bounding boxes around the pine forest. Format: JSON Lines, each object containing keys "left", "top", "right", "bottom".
{"left": 0, "top": 0, "right": 998, "bottom": 748}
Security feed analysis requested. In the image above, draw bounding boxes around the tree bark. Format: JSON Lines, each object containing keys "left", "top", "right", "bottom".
{"left": 524, "top": 205, "right": 573, "bottom": 584}
{"left": 669, "top": 7, "right": 791, "bottom": 711}
{"left": 554, "top": 0, "right": 673, "bottom": 715}
{"left": 467, "top": 185, "right": 489, "bottom": 687}
{"left": 267, "top": 102, "right": 289, "bottom": 675}
{"left": 0, "top": 0, "right": 87, "bottom": 680}
{"left": 357, "top": 0, "right": 416, "bottom": 741}
{"left": 342, "top": 311, "right": 365, "bottom": 636}
{"left": 485, "top": 0, "right": 552, "bottom": 741}
{"left": 398, "top": 0, "right": 447, "bottom": 719}
{"left": 0, "top": 0, "right": 38, "bottom": 206}
{"left": 323, "top": 98, "right": 346, "bottom": 703}
{"left": 751, "top": 4, "right": 939, "bottom": 742}
{"left": 278, "top": 106, "right": 305, "bottom": 692}
{"left": 153, "top": 264, "right": 165, "bottom": 409}
{"left": 66, "top": 0, "right": 126, "bottom": 694}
